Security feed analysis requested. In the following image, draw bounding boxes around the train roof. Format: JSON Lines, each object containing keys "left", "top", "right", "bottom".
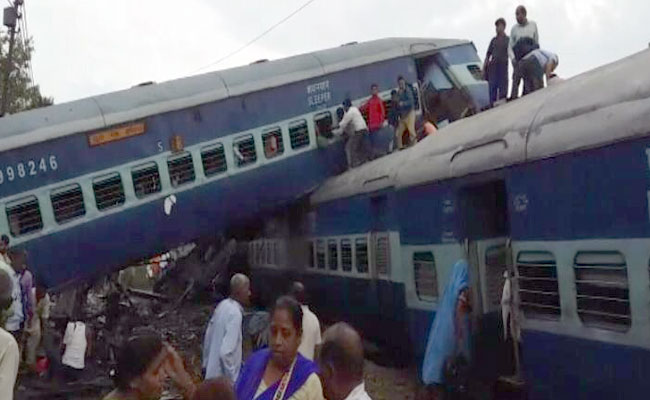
{"left": 312, "top": 48, "right": 650, "bottom": 204}
{"left": 0, "top": 37, "right": 468, "bottom": 153}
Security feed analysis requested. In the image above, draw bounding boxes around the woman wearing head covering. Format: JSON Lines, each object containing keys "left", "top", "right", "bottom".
{"left": 422, "top": 260, "right": 472, "bottom": 392}
{"left": 103, "top": 334, "right": 196, "bottom": 400}
{"left": 236, "top": 296, "right": 324, "bottom": 400}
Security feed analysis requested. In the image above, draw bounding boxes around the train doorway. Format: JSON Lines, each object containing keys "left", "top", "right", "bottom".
{"left": 458, "top": 180, "right": 516, "bottom": 391}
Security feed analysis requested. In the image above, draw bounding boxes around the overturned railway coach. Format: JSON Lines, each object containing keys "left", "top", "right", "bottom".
{"left": 0, "top": 38, "right": 488, "bottom": 288}
{"left": 248, "top": 49, "right": 650, "bottom": 398}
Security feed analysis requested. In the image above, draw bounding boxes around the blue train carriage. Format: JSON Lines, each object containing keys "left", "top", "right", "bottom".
{"left": 0, "top": 37, "right": 488, "bottom": 289}
{"left": 250, "top": 48, "right": 650, "bottom": 397}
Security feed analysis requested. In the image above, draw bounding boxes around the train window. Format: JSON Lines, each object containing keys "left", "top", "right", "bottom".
{"left": 341, "top": 239, "right": 352, "bottom": 272}
{"left": 132, "top": 162, "right": 161, "bottom": 198}
{"left": 262, "top": 127, "right": 284, "bottom": 159}
{"left": 273, "top": 241, "right": 279, "bottom": 265}
{"left": 574, "top": 251, "right": 630, "bottom": 331}
{"left": 167, "top": 152, "right": 195, "bottom": 187}
{"left": 289, "top": 120, "right": 310, "bottom": 149}
{"left": 308, "top": 241, "right": 315, "bottom": 269}
{"left": 414, "top": 252, "right": 438, "bottom": 301}
{"left": 483, "top": 245, "right": 508, "bottom": 312}
{"left": 51, "top": 184, "right": 86, "bottom": 224}
{"left": 355, "top": 238, "right": 369, "bottom": 274}
{"left": 314, "top": 112, "right": 334, "bottom": 139}
{"left": 374, "top": 234, "right": 390, "bottom": 276}
{"left": 328, "top": 239, "right": 338, "bottom": 271}
{"left": 6, "top": 196, "right": 43, "bottom": 237}
{"left": 316, "top": 240, "right": 325, "bottom": 270}
{"left": 233, "top": 134, "right": 257, "bottom": 167}
{"left": 201, "top": 144, "right": 227, "bottom": 176}
{"left": 93, "top": 173, "right": 125, "bottom": 211}
{"left": 517, "top": 251, "right": 560, "bottom": 319}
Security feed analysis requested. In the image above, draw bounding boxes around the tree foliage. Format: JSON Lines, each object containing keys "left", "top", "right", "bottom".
{"left": 0, "top": 33, "right": 53, "bottom": 115}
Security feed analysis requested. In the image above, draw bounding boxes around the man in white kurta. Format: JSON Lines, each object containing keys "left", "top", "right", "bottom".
{"left": 0, "top": 269, "right": 19, "bottom": 400}
{"left": 203, "top": 273, "right": 251, "bottom": 382}
{"left": 291, "top": 282, "right": 322, "bottom": 360}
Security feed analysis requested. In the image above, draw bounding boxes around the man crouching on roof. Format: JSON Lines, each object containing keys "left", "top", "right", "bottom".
{"left": 332, "top": 99, "right": 370, "bottom": 169}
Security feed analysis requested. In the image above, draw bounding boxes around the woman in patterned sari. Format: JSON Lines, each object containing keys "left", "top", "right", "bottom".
{"left": 236, "top": 296, "right": 324, "bottom": 400}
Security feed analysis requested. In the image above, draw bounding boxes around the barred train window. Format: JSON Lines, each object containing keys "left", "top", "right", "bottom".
{"left": 167, "top": 152, "right": 195, "bottom": 187}
{"left": 132, "top": 162, "right": 161, "bottom": 198}
{"left": 316, "top": 240, "right": 325, "bottom": 270}
{"left": 374, "top": 234, "right": 390, "bottom": 276}
{"left": 341, "top": 239, "right": 352, "bottom": 272}
{"left": 51, "top": 184, "right": 86, "bottom": 224}
{"left": 201, "top": 144, "right": 227, "bottom": 176}
{"left": 314, "top": 112, "right": 333, "bottom": 139}
{"left": 484, "top": 245, "right": 508, "bottom": 311}
{"left": 574, "top": 251, "right": 630, "bottom": 331}
{"left": 414, "top": 252, "right": 438, "bottom": 301}
{"left": 308, "top": 241, "right": 315, "bottom": 269}
{"left": 93, "top": 173, "right": 125, "bottom": 211}
{"left": 6, "top": 196, "right": 43, "bottom": 236}
{"left": 355, "top": 238, "right": 369, "bottom": 274}
{"left": 262, "top": 127, "right": 284, "bottom": 159}
{"left": 328, "top": 240, "right": 338, "bottom": 271}
{"left": 517, "top": 251, "right": 560, "bottom": 319}
{"left": 234, "top": 134, "right": 257, "bottom": 167}
{"left": 289, "top": 120, "right": 310, "bottom": 149}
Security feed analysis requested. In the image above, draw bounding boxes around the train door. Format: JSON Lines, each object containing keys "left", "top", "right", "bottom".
{"left": 458, "top": 180, "right": 515, "bottom": 389}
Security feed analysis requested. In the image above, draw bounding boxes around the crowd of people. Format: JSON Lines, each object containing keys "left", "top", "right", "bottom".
{"left": 102, "top": 273, "right": 371, "bottom": 400}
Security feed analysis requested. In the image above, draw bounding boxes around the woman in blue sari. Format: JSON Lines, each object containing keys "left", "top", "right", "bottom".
{"left": 236, "top": 296, "right": 324, "bottom": 400}
{"left": 422, "top": 259, "right": 472, "bottom": 397}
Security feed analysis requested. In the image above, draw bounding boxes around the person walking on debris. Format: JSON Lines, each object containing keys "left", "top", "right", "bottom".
{"left": 318, "top": 322, "right": 373, "bottom": 400}
{"left": 333, "top": 99, "right": 370, "bottom": 169}
{"left": 290, "top": 281, "right": 322, "bottom": 361}
{"left": 484, "top": 18, "right": 510, "bottom": 105}
{"left": 203, "top": 273, "right": 251, "bottom": 381}
{"left": 395, "top": 76, "right": 417, "bottom": 149}
{"left": 509, "top": 5, "right": 539, "bottom": 99}
{"left": 24, "top": 283, "right": 51, "bottom": 372}
{"left": 61, "top": 314, "right": 92, "bottom": 381}
{"left": 0, "top": 269, "right": 19, "bottom": 400}
{"left": 235, "top": 296, "right": 324, "bottom": 400}
{"left": 103, "top": 334, "right": 197, "bottom": 400}
{"left": 422, "top": 260, "right": 472, "bottom": 399}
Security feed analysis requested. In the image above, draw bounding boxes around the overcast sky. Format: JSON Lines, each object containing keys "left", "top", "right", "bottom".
{"left": 23, "top": 0, "right": 650, "bottom": 103}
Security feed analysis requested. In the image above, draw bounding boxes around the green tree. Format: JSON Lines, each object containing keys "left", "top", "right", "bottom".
{"left": 0, "top": 33, "right": 53, "bottom": 115}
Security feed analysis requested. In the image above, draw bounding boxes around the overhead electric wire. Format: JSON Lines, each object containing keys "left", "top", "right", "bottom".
{"left": 190, "top": 0, "right": 318, "bottom": 74}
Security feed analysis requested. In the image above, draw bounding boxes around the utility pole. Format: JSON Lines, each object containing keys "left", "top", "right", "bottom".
{"left": 1, "top": 0, "right": 22, "bottom": 117}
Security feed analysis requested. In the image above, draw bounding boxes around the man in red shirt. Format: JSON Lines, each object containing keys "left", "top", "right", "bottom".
{"left": 360, "top": 84, "right": 389, "bottom": 158}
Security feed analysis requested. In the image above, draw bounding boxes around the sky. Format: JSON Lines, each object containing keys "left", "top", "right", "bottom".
{"left": 21, "top": 0, "right": 650, "bottom": 104}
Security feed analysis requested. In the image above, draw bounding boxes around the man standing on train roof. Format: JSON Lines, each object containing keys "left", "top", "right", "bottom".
{"left": 394, "top": 76, "right": 416, "bottom": 150}
{"left": 202, "top": 273, "right": 251, "bottom": 382}
{"left": 509, "top": 5, "right": 539, "bottom": 99}
{"left": 360, "top": 84, "right": 389, "bottom": 158}
{"left": 332, "top": 99, "right": 370, "bottom": 169}
{"left": 290, "top": 281, "right": 322, "bottom": 361}
{"left": 484, "top": 18, "right": 510, "bottom": 105}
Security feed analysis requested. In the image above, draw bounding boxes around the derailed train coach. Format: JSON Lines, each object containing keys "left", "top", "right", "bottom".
{"left": 0, "top": 37, "right": 488, "bottom": 289}
{"left": 248, "top": 49, "right": 650, "bottom": 398}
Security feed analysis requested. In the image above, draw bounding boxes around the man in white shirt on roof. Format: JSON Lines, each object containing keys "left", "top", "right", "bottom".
{"left": 520, "top": 48, "right": 559, "bottom": 94}
{"left": 509, "top": 5, "right": 539, "bottom": 98}
{"left": 333, "top": 99, "right": 370, "bottom": 169}
{"left": 0, "top": 269, "right": 19, "bottom": 400}
{"left": 318, "top": 323, "right": 372, "bottom": 400}
{"left": 290, "top": 281, "right": 321, "bottom": 360}
{"left": 203, "top": 273, "right": 251, "bottom": 382}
